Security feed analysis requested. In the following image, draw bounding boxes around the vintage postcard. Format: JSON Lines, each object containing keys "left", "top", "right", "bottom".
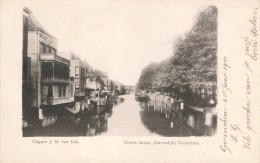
{"left": 0, "top": 0, "right": 259, "bottom": 162}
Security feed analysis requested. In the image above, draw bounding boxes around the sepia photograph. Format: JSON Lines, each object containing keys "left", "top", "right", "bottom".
{"left": 22, "top": 4, "right": 217, "bottom": 137}
{"left": 1, "top": 0, "right": 259, "bottom": 162}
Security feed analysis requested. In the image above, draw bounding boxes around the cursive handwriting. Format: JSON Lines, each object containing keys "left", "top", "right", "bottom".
{"left": 220, "top": 57, "right": 232, "bottom": 153}
{"left": 235, "top": 7, "right": 258, "bottom": 151}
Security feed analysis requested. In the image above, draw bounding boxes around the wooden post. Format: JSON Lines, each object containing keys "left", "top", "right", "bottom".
{"left": 153, "top": 95, "right": 156, "bottom": 110}
{"left": 196, "top": 113, "right": 200, "bottom": 134}
{"left": 179, "top": 101, "right": 184, "bottom": 118}
{"left": 204, "top": 109, "right": 213, "bottom": 136}
{"left": 171, "top": 98, "right": 174, "bottom": 111}
{"left": 178, "top": 101, "right": 184, "bottom": 136}
{"left": 87, "top": 99, "right": 91, "bottom": 110}
{"left": 105, "top": 112, "right": 108, "bottom": 120}
{"left": 36, "top": 30, "right": 42, "bottom": 120}
{"left": 180, "top": 102, "right": 184, "bottom": 110}
{"left": 38, "top": 108, "right": 43, "bottom": 120}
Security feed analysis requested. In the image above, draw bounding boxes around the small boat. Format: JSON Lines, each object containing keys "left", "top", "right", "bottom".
{"left": 135, "top": 94, "right": 149, "bottom": 102}
{"left": 42, "top": 114, "right": 57, "bottom": 127}
{"left": 65, "top": 107, "right": 80, "bottom": 114}
{"left": 90, "top": 97, "right": 107, "bottom": 106}
{"left": 65, "top": 102, "right": 81, "bottom": 114}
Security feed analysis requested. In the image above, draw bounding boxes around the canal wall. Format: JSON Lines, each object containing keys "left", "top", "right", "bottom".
{"left": 148, "top": 93, "right": 217, "bottom": 136}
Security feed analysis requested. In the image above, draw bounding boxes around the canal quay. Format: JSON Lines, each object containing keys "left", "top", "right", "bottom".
{"left": 23, "top": 93, "right": 217, "bottom": 137}
{"left": 22, "top": 6, "right": 218, "bottom": 137}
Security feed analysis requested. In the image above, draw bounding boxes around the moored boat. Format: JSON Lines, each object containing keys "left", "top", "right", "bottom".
{"left": 135, "top": 94, "right": 149, "bottom": 102}
{"left": 65, "top": 102, "right": 81, "bottom": 114}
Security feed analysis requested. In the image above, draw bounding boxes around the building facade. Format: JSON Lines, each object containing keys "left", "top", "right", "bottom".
{"left": 124, "top": 85, "right": 136, "bottom": 94}
{"left": 23, "top": 7, "right": 73, "bottom": 109}
{"left": 59, "top": 52, "right": 87, "bottom": 99}
{"left": 40, "top": 53, "right": 73, "bottom": 105}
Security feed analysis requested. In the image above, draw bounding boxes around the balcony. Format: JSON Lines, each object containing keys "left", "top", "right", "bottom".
{"left": 41, "top": 59, "right": 70, "bottom": 83}
{"left": 41, "top": 77, "right": 69, "bottom": 83}
{"left": 42, "top": 97, "right": 74, "bottom": 105}
{"left": 40, "top": 53, "right": 70, "bottom": 65}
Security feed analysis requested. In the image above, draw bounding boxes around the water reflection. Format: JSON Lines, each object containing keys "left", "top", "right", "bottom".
{"left": 140, "top": 102, "right": 177, "bottom": 136}
{"left": 139, "top": 100, "right": 217, "bottom": 137}
{"left": 23, "top": 98, "right": 124, "bottom": 137}
{"left": 23, "top": 94, "right": 216, "bottom": 137}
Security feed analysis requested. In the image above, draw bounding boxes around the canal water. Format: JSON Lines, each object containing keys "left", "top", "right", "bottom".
{"left": 23, "top": 94, "right": 216, "bottom": 137}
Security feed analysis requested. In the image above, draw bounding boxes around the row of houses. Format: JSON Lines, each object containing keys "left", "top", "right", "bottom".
{"left": 22, "top": 7, "right": 123, "bottom": 114}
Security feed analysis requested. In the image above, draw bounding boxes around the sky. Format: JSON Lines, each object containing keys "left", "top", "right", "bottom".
{"left": 25, "top": 1, "right": 201, "bottom": 86}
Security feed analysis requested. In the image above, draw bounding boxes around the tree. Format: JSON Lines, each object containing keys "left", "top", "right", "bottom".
{"left": 121, "top": 85, "right": 126, "bottom": 95}
{"left": 95, "top": 76, "right": 105, "bottom": 90}
{"left": 137, "top": 6, "right": 217, "bottom": 99}
{"left": 138, "top": 62, "right": 159, "bottom": 90}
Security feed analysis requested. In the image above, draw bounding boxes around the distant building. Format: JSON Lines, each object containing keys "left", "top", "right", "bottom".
{"left": 107, "top": 79, "right": 112, "bottom": 91}
{"left": 124, "top": 85, "right": 136, "bottom": 94}
{"left": 85, "top": 67, "right": 98, "bottom": 98}
{"left": 59, "top": 52, "right": 87, "bottom": 100}
{"left": 113, "top": 81, "right": 122, "bottom": 92}
{"left": 92, "top": 70, "right": 108, "bottom": 90}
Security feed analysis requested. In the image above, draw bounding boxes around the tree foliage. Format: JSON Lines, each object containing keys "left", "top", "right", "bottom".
{"left": 138, "top": 6, "right": 217, "bottom": 96}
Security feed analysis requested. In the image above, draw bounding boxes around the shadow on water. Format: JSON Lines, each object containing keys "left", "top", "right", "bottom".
{"left": 23, "top": 95, "right": 216, "bottom": 137}
{"left": 23, "top": 98, "right": 125, "bottom": 137}
{"left": 139, "top": 100, "right": 217, "bottom": 137}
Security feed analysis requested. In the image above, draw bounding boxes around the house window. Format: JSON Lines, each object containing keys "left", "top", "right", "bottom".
{"left": 81, "top": 83, "right": 84, "bottom": 92}
{"left": 80, "top": 68, "right": 82, "bottom": 80}
{"left": 40, "top": 42, "right": 46, "bottom": 54}
{"left": 82, "top": 68, "right": 84, "bottom": 80}
{"left": 51, "top": 48, "right": 56, "bottom": 55}
{"left": 47, "top": 85, "right": 53, "bottom": 98}
{"left": 58, "top": 85, "right": 62, "bottom": 97}
{"left": 81, "top": 83, "right": 82, "bottom": 91}
{"left": 46, "top": 45, "right": 51, "bottom": 54}
{"left": 75, "top": 82, "right": 79, "bottom": 92}
{"left": 70, "top": 83, "right": 73, "bottom": 97}
{"left": 62, "top": 85, "right": 66, "bottom": 97}
{"left": 75, "top": 67, "right": 79, "bottom": 79}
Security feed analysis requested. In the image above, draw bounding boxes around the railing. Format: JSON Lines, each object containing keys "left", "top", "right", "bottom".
{"left": 40, "top": 53, "right": 55, "bottom": 60}
{"left": 148, "top": 94, "right": 177, "bottom": 113}
{"left": 40, "top": 53, "right": 70, "bottom": 65}
{"left": 41, "top": 77, "right": 69, "bottom": 83}
{"left": 42, "top": 96, "right": 74, "bottom": 105}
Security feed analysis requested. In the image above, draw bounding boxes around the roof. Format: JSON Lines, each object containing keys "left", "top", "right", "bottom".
{"left": 40, "top": 53, "right": 70, "bottom": 65}
{"left": 24, "top": 7, "right": 57, "bottom": 40}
